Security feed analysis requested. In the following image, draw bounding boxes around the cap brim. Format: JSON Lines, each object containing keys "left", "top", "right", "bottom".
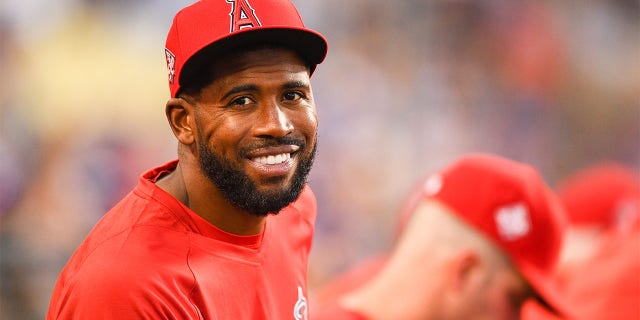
{"left": 180, "top": 27, "right": 328, "bottom": 89}
{"left": 517, "top": 260, "right": 574, "bottom": 318}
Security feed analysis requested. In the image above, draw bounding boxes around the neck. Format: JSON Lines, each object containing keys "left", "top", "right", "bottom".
{"left": 156, "top": 160, "right": 266, "bottom": 235}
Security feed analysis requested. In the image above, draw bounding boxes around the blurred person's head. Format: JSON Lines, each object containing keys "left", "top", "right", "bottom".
{"left": 555, "top": 162, "right": 640, "bottom": 272}
{"left": 338, "top": 154, "right": 568, "bottom": 320}
{"left": 523, "top": 161, "right": 640, "bottom": 320}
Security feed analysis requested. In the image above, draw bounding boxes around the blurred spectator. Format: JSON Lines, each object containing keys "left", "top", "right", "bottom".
{"left": 523, "top": 223, "right": 640, "bottom": 320}
{"left": 523, "top": 162, "right": 640, "bottom": 320}
{"left": 311, "top": 154, "right": 570, "bottom": 320}
{"left": 556, "top": 162, "right": 640, "bottom": 274}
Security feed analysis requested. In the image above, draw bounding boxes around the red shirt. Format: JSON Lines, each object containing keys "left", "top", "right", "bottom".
{"left": 47, "top": 160, "right": 317, "bottom": 320}
{"left": 310, "top": 302, "right": 369, "bottom": 320}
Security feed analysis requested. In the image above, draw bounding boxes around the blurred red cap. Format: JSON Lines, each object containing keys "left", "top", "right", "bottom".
{"left": 556, "top": 163, "right": 640, "bottom": 231}
{"left": 422, "top": 153, "right": 569, "bottom": 316}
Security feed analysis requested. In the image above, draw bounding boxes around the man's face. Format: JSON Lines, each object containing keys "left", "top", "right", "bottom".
{"left": 463, "top": 266, "right": 534, "bottom": 320}
{"left": 191, "top": 47, "right": 318, "bottom": 216}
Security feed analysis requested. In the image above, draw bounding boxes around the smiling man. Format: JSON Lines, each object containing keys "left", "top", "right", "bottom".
{"left": 47, "top": 1, "right": 327, "bottom": 319}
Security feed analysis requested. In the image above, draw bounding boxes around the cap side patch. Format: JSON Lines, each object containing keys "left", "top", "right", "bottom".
{"left": 495, "top": 202, "right": 531, "bottom": 241}
{"left": 165, "top": 48, "right": 176, "bottom": 84}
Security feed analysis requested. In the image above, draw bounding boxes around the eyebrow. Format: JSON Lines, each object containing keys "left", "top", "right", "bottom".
{"left": 282, "top": 80, "right": 310, "bottom": 90}
{"left": 221, "top": 84, "right": 258, "bottom": 101}
{"left": 221, "top": 81, "right": 310, "bottom": 101}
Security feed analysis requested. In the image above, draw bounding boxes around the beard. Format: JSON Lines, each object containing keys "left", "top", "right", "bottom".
{"left": 197, "top": 135, "right": 316, "bottom": 217}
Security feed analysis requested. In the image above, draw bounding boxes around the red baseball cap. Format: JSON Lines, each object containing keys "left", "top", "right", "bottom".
{"left": 421, "top": 154, "right": 569, "bottom": 315}
{"left": 164, "top": 0, "right": 328, "bottom": 98}
{"left": 556, "top": 162, "right": 640, "bottom": 231}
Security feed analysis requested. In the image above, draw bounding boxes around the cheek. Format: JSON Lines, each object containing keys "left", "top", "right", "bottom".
{"left": 482, "top": 285, "right": 522, "bottom": 320}
{"left": 213, "top": 120, "right": 249, "bottom": 142}
{"left": 195, "top": 112, "right": 247, "bottom": 153}
{"left": 295, "top": 108, "right": 318, "bottom": 137}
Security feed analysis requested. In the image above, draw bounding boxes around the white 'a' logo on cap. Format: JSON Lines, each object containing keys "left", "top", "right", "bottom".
{"left": 227, "top": 0, "right": 262, "bottom": 32}
{"left": 495, "top": 202, "right": 530, "bottom": 241}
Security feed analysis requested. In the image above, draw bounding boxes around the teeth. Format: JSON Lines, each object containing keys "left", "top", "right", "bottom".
{"left": 253, "top": 153, "right": 291, "bottom": 165}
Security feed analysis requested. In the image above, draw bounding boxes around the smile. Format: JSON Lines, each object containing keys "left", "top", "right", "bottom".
{"left": 252, "top": 153, "right": 292, "bottom": 165}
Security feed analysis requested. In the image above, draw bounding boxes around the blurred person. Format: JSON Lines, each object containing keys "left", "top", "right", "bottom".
{"left": 556, "top": 162, "right": 640, "bottom": 320}
{"left": 554, "top": 162, "right": 640, "bottom": 274}
{"left": 311, "top": 153, "right": 570, "bottom": 320}
{"left": 523, "top": 227, "right": 640, "bottom": 320}
{"left": 46, "top": 0, "right": 327, "bottom": 319}
{"left": 523, "top": 162, "right": 640, "bottom": 320}
{"left": 556, "top": 224, "right": 640, "bottom": 320}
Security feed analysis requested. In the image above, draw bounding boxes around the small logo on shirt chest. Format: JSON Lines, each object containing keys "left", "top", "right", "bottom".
{"left": 293, "top": 286, "right": 307, "bottom": 320}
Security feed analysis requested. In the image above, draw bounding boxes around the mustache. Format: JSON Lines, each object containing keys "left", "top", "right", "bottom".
{"left": 239, "top": 136, "right": 307, "bottom": 157}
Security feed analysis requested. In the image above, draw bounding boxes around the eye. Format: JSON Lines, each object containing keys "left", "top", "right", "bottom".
{"left": 283, "top": 91, "right": 303, "bottom": 101}
{"left": 229, "top": 96, "right": 252, "bottom": 106}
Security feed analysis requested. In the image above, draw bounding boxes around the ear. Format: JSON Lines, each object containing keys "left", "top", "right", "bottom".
{"left": 448, "top": 250, "right": 482, "bottom": 292}
{"left": 435, "top": 250, "right": 484, "bottom": 318}
{"left": 166, "top": 98, "right": 196, "bottom": 145}
{"left": 439, "top": 249, "right": 496, "bottom": 320}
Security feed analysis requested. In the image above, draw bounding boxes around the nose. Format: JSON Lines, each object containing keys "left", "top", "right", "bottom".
{"left": 252, "top": 101, "right": 294, "bottom": 138}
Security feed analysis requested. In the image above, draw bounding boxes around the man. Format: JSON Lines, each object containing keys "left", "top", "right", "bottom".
{"left": 553, "top": 162, "right": 639, "bottom": 320}
{"left": 523, "top": 162, "right": 640, "bottom": 320}
{"left": 47, "top": 0, "right": 327, "bottom": 319}
{"left": 553, "top": 162, "right": 639, "bottom": 276}
{"left": 311, "top": 154, "right": 569, "bottom": 320}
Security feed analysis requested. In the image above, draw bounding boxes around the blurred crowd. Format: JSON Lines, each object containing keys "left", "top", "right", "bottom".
{"left": 1, "top": 0, "right": 638, "bottom": 318}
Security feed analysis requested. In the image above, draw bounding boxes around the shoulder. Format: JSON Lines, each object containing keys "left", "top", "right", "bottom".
{"left": 65, "top": 225, "right": 193, "bottom": 282}
{"left": 49, "top": 266, "right": 200, "bottom": 319}
{"left": 287, "top": 184, "right": 317, "bottom": 223}
{"left": 48, "top": 227, "right": 199, "bottom": 319}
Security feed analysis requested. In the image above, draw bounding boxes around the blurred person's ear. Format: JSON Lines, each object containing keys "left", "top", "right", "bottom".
{"left": 166, "top": 98, "right": 196, "bottom": 145}
{"left": 438, "top": 250, "right": 485, "bottom": 319}
{"left": 449, "top": 250, "right": 484, "bottom": 292}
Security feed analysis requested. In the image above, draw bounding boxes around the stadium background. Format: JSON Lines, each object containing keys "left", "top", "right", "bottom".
{"left": 1, "top": 0, "right": 638, "bottom": 318}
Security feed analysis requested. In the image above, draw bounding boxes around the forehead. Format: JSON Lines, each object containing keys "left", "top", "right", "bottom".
{"left": 210, "top": 47, "right": 310, "bottom": 81}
